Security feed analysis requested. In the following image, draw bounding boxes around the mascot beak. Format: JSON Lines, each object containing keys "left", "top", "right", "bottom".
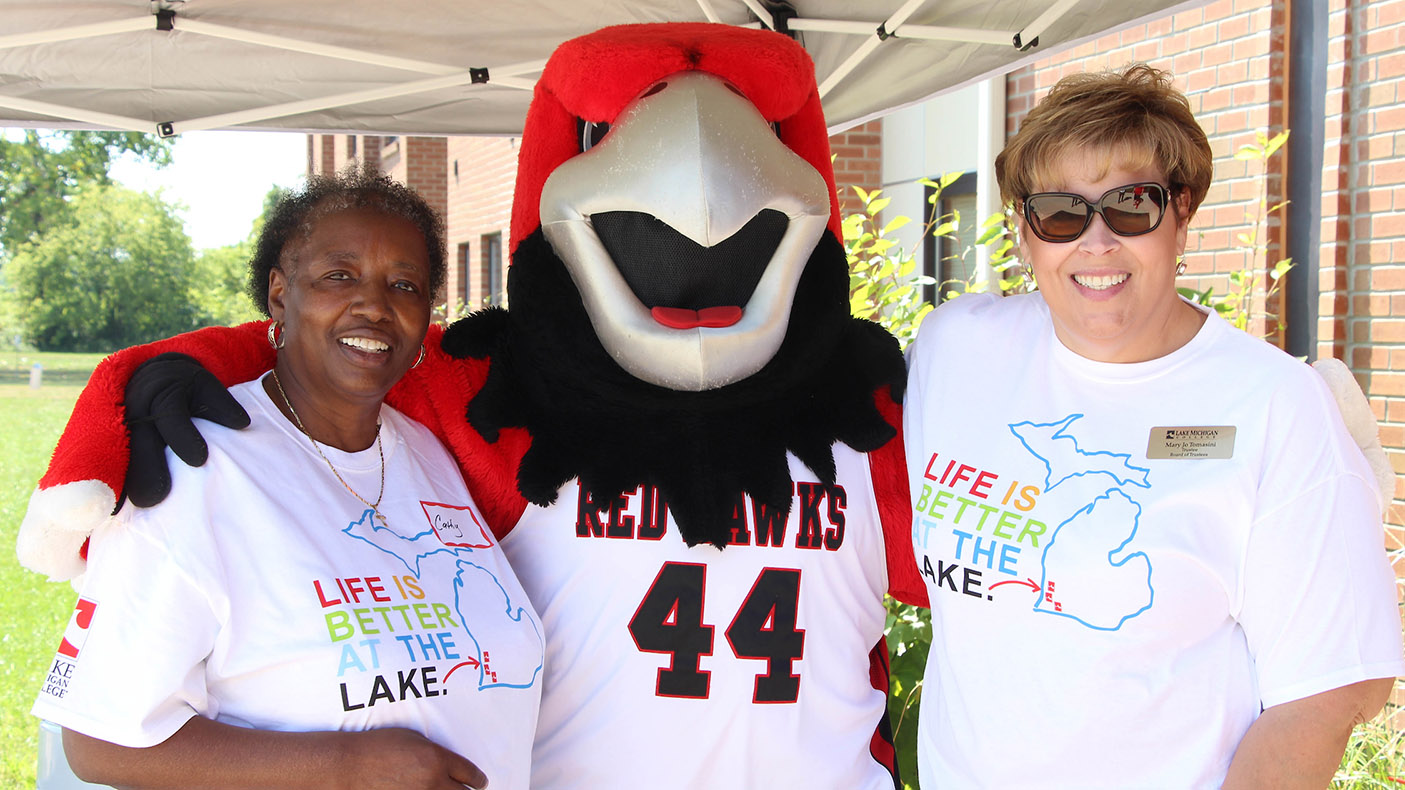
{"left": 539, "top": 71, "right": 832, "bottom": 392}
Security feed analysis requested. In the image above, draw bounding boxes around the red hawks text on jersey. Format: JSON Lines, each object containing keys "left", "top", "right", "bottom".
{"left": 500, "top": 445, "right": 898, "bottom": 790}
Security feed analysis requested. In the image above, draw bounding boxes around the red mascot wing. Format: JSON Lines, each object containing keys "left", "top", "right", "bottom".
{"left": 19, "top": 322, "right": 272, "bottom": 580}
{"left": 871, "top": 388, "right": 929, "bottom": 607}
{"left": 18, "top": 322, "right": 528, "bottom": 581}
{"left": 380, "top": 329, "right": 530, "bottom": 537}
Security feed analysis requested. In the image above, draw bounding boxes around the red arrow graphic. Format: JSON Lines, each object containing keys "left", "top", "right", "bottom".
{"left": 988, "top": 578, "right": 1039, "bottom": 593}
{"left": 443, "top": 656, "right": 481, "bottom": 682}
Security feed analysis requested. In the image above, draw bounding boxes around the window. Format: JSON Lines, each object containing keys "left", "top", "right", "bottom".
{"left": 457, "top": 242, "right": 471, "bottom": 309}
{"left": 347, "top": 135, "right": 357, "bottom": 158}
{"left": 482, "top": 233, "right": 503, "bottom": 307}
{"left": 379, "top": 135, "right": 400, "bottom": 168}
{"left": 921, "top": 172, "right": 978, "bottom": 303}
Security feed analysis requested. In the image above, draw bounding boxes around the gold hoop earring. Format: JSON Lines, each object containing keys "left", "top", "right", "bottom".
{"left": 267, "top": 321, "right": 285, "bottom": 350}
{"left": 412, "top": 344, "right": 426, "bottom": 369}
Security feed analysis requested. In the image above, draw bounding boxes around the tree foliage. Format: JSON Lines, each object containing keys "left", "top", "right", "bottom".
{"left": 844, "top": 185, "right": 934, "bottom": 349}
{"left": 189, "top": 184, "right": 287, "bottom": 325}
{"left": 0, "top": 130, "right": 173, "bottom": 258}
{"left": 1178, "top": 130, "right": 1295, "bottom": 338}
{"left": 8, "top": 185, "right": 201, "bottom": 351}
{"left": 191, "top": 241, "right": 262, "bottom": 326}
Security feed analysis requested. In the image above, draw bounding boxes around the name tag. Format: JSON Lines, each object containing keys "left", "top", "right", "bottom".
{"left": 1146, "top": 426, "right": 1236, "bottom": 459}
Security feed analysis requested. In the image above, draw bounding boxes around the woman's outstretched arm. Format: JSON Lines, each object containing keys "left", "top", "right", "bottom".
{"left": 63, "top": 717, "right": 488, "bottom": 790}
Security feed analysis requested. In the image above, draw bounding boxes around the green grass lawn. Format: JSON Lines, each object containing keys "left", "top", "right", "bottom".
{"left": 0, "top": 352, "right": 104, "bottom": 787}
{"left": 0, "top": 352, "right": 1399, "bottom": 787}
{"left": 0, "top": 351, "right": 108, "bottom": 387}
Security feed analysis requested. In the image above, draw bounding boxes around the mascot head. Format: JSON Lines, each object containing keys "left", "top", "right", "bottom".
{"left": 512, "top": 23, "right": 841, "bottom": 391}
{"left": 446, "top": 23, "right": 904, "bottom": 547}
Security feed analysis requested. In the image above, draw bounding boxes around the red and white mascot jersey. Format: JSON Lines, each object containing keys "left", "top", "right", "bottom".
{"left": 20, "top": 23, "right": 927, "bottom": 790}
{"left": 511, "top": 452, "right": 897, "bottom": 788}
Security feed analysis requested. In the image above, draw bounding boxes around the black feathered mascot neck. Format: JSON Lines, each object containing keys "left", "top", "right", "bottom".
{"left": 441, "top": 23, "right": 905, "bottom": 548}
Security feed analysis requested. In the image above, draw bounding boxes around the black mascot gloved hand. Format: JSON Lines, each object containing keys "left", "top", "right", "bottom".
{"left": 123, "top": 352, "right": 251, "bottom": 507}
{"left": 441, "top": 307, "right": 509, "bottom": 360}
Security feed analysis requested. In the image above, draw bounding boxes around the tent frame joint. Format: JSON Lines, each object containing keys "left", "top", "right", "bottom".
{"left": 760, "top": 1, "right": 797, "bottom": 37}
{"left": 470, "top": 67, "right": 490, "bottom": 84}
{"left": 155, "top": 9, "right": 175, "bottom": 32}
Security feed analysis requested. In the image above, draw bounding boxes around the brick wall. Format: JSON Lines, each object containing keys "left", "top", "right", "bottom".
{"left": 1334, "top": 0, "right": 1405, "bottom": 538}
{"left": 1321, "top": 1, "right": 1355, "bottom": 366}
{"left": 379, "top": 137, "right": 447, "bottom": 217}
{"left": 308, "top": 134, "right": 386, "bottom": 177}
{"left": 310, "top": 133, "right": 357, "bottom": 175}
{"left": 361, "top": 135, "right": 382, "bottom": 168}
{"left": 404, "top": 137, "right": 449, "bottom": 222}
{"left": 318, "top": 134, "right": 335, "bottom": 175}
{"left": 444, "top": 136, "right": 518, "bottom": 317}
{"left": 831, "top": 120, "right": 883, "bottom": 217}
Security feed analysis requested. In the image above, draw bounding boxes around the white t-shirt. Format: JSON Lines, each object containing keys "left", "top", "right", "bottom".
{"left": 34, "top": 380, "right": 544, "bottom": 790}
{"left": 904, "top": 293, "right": 1404, "bottom": 789}
{"left": 501, "top": 447, "right": 899, "bottom": 789}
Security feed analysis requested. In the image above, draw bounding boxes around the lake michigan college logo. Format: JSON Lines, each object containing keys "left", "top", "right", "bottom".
{"left": 57, "top": 597, "right": 97, "bottom": 659}
{"left": 42, "top": 597, "right": 98, "bottom": 701}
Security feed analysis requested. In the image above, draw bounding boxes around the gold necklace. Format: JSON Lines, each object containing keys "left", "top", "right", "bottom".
{"left": 270, "top": 370, "right": 388, "bottom": 528}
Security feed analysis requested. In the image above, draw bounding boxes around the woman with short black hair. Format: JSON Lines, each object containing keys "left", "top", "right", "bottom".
{"left": 34, "top": 167, "right": 543, "bottom": 790}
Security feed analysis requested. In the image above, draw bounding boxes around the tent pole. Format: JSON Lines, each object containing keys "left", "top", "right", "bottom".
{"left": 789, "top": 19, "right": 1013, "bottom": 46}
{"left": 0, "top": 95, "right": 149, "bottom": 133}
{"left": 891, "top": 24, "right": 1016, "bottom": 45}
{"left": 0, "top": 17, "right": 150, "bottom": 51}
{"left": 175, "top": 20, "right": 465, "bottom": 75}
{"left": 737, "top": 0, "right": 775, "bottom": 31}
{"left": 817, "top": 0, "right": 929, "bottom": 98}
{"left": 1015, "top": 0, "right": 1081, "bottom": 49}
{"left": 975, "top": 75, "right": 1007, "bottom": 289}
{"left": 170, "top": 60, "right": 546, "bottom": 134}
{"left": 694, "top": 0, "right": 723, "bottom": 23}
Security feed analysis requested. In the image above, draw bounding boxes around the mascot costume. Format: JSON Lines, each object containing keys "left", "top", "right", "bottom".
{"left": 19, "top": 23, "right": 929, "bottom": 789}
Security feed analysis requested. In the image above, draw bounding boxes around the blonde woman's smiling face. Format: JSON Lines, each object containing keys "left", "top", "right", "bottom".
{"left": 1017, "top": 147, "right": 1202, "bottom": 363}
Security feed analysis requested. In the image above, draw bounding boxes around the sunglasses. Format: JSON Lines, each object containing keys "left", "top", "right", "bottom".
{"left": 1021, "top": 182, "right": 1172, "bottom": 243}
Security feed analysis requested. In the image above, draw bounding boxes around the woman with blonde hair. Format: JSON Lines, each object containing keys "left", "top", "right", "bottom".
{"left": 903, "top": 64, "right": 1403, "bottom": 788}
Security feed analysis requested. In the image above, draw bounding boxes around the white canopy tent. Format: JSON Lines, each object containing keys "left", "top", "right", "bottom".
{"left": 0, "top": 0, "right": 1207, "bottom": 138}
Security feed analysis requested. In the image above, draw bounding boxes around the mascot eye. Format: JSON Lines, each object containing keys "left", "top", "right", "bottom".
{"left": 578, "top": 119, "right": 611, "bottom": 152}
{"left": 719, "top": 81, "right": 779, "bottom": 137}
